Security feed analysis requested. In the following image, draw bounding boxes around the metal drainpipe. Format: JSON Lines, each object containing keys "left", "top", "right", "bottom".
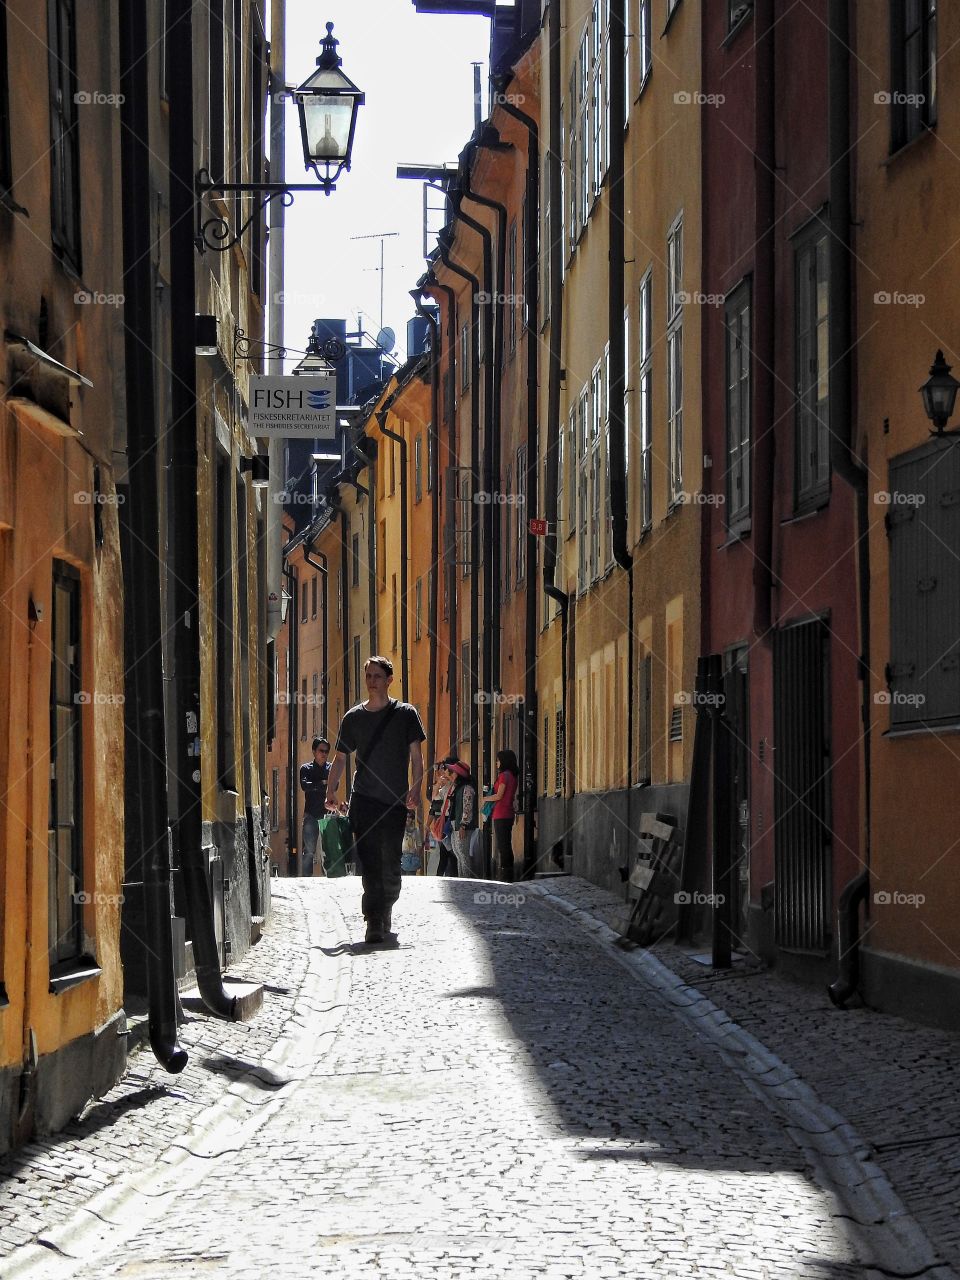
{"left": 462, "top": 134, "right": 512, "bottom": 703}
{"left": 167, "top": 0, "right": 236, "bottom": 1021}
{"left": 451, "top": 196, "right": 493, "bottom": 869}
{"left": 119, "top": 0, "right": 187, "bottom": 1072}
{"left": 827, "top": 0, "right": 870, "bottom": 1006}
{"left": 438, "top": 231, "right": 482, "bottom": 791}
{"left": 606, "top": 0, "right": 634, "bottom": 803}
{"left": 303, "top": 540, "right": 328, "bottom": 736}
{"left": 282, "top": 561, "right": 299, "bottom": 875}
{"left": 423, "top": 274, "right": 459, "bottom": 749}
{"left": 543, "top": 0, "right": 570, "bottom": 832}
{"left": 411, "top": 289, "right": 441, "bottom": 781}
{"left": 492, "top": 79, "right": 540, "bottom": 878}
{"left": 378, "top": 414, "right": 410, "bottom": 700}
{"left": 752, "top": 0, "right": 776, "bottom": 639}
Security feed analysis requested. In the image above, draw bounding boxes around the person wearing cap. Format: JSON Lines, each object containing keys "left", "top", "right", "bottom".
{"left": 298, "top": 737, "right": 330, "bottom": 877}
{"left": 447, "top": 760, "right": 478, "bottom": 876}
{"left": 430, "top": 756, "right": 459, "bottom": 876}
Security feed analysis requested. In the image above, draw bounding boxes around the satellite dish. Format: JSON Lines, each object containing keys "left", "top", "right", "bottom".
{"left": 375, "top": 326, "right": 396, "bottom": 354}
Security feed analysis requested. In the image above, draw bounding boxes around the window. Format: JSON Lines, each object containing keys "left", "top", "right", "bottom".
{"left": 216, "top": 458, "right": 236, "bottom": 788}
{"left": 47, "top": 0, "right": 82, "bottom": 272}
{"left": 312, "top": 672, "right": 319, "bottom": 737}
{"left": 509, "top": 221, "right": 518, "bottom": 351}
{"left": 886, "top": 440, "right": 960, "bottom": 729}
{"left": 568, "top": 69, "right": 579, "bottom": 253}
{"left": 666, "top": 215, "right": 684, "bottom": 505}
{"left": 300, "top": 679, "right": 307, "bottom": 739}
{"left": 725, "top": 281, "right": 752, "bottom": 529}
{"left": 638, "top": 273, "right": 653, "bottom": 531}
{"left": 0, "top": 1, "right": 12, "bottom": 193}
{"left": 542, "top": 166, "right": 552, "bottom": 322}
{"left": 795, "top": 227, "right": 830, "bottom": 505}
{"left": 391, "top": 574, "right": 399, "bottom": 651}
{"left": 300, "top": 580, "right": 307, "bottom": 623}
{"left": 460, "top": 473, "right": 472, "bottom": 577}
{"left": 638, "top": 0, "right": 652, "bottom": 90}
{"left": 426, "top": 429, "right": 434, "bottom": 493}
{"left": 591, "top": 359, "right": 604, "bottom": 580}
{"left": 209, "top": 0, "right": 225, "bottom": 181}
{"left": 555, "top": 707, "right": 565, "bottom": 793}
{"left": 603, "top": 344, "right": 613, "bottom": 569}
{"left": 353, "top": 637, "right": 361, "bottom": 707}
{"left": 415, "top": 576, "right": 423, "bottom": 641}
{"left": 516, "top": 445, "right": 527, "bottom": 583}
{"left": 460, "top": 640, "right": 471, "bottom": 742}
{"left": 271, "top": 768, "right": 280, "bottom": 831}
{"left": 311, "top": 574, "right": 318, "bottom": 619}
{"left": 337, "top": 565, "right": 343, "bottom": 631}
{"left": 891, "top": 0, "right": 937, "bottom": 150}
{"left": 49, "top": 561, "right": 83, "bottom": 966}
{"left": 503, "top": 465, "right": 512, "bottom": 597}
{"left": 577, "top": 388, "right": 589, "bottom": 592}
{"left": 591, "top": 2, "right": 604, "bottom": 198}
{"left": 461, "top": 322, "right": 470, "bottom": 390}
{"left": 638, "top": 652, "right": 652, "bottom": 785}
{"left": 415, "top": 433, "right": 423, "bottom": 503}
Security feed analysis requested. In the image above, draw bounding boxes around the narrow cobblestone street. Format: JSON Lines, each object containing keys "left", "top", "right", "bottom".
{"left": 2, "top": 877, "right": 957, "bottom": 1280}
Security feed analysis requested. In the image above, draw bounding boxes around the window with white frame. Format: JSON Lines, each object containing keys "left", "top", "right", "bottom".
{"left": 725, "top": 281, "right": 752, "bottom": 529}
{"left": 604, "top": 343, "right": 613, "bottom": 568}
{"left": 577, "top": 388, "right": 589, "bottom": 592}
{"left": 591, "top": 1, "right": 604, "bottom": 199}
{"left": 509, "top": 220, "right": 518, "bottom": 351}
{"left": 414, "top": 433, "right": 423, "bottom": 503}
{"left": 666, "top": 215, "right": 684, "bottom": 505}
{"left": 638, "top": 268, "right": 653, "bottom": 530}
{"left": 590, "top": 361, "right": 603, "bottom": 580}
{"left": 461, "top": 321, "right": 470, "bottom": 390}
{"left": 795, "top": 226, "right": 830, "bottom": 505}
{"left": 579, "top": 28, "right": 591, "bottom": 227}
{"left": 503, "top": 464, "right": 512, "bottom": 597}
{"left": 415, "top": 576, "right": 422, "bottom": 641}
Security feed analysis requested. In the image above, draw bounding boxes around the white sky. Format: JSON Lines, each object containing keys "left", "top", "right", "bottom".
{"left": 278, "top": 2, "right": 490, "bottom": 364}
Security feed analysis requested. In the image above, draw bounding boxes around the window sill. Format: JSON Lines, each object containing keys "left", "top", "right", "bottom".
{"left": 662, "top": 1, "right": 683, "bottom": 38}
{"left": 883, "top": 720, "right": 960, "bottom": 740}
{"left": 719, "top": 522, "right": 751, "bottom": 548}
{"left": 883, "top": 125, "right": 936, "bottom": 168}
{"left": 49, "top": 958, "right": 102, "bottom": 995}
{"left": 781, "top": 497, "right": 829, "bottom": 525}
{"left": 721, "top": 6, "right": 753, "bottom": 49}
{"left": 0, "top": 982, "right": 8, "bottom": 1008}
{"left": 0, "top": 187, "right": 28, "bottom": 217}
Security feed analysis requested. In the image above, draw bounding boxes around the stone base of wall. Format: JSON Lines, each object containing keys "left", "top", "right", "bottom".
{"left": 1, "top": 1008, "right": 127, "bottom": 1156}
{"left": 537, "top": 783, "right": 690, "bottom": 895}
{"left": 862, "top": 947, "right": 960, "bottom": 1033}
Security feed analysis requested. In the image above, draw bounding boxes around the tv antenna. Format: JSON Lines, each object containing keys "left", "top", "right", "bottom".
{"left": 350, "top": 231, "right": 399, "bottom": 332}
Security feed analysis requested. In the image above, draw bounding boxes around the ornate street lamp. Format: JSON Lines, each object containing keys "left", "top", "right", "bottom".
{"left": 196, "top": 22, "right": 364, "bottom": 252}
{"left": 295, "top": 23, "right": 365, "bottom": 187}
{"left": 919, "top": 350, "right": 960, "bottom": 436}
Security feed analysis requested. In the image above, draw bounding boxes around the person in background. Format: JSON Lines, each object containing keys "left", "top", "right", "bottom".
{"left": 430, "top": 757, "right": 459, "bottom": 876}
{"left": 298, "top": 737, "right": 330, "bottom": 877}
{"left": 447, "top": 761, "right": 478, "bottom": 877}
{"left": 487, "top": 749, "right": 519, "bottom": 882}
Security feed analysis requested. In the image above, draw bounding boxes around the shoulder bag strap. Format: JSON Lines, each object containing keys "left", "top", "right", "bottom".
{"left": 354, "top": 699, "right": 400, "bottom": 781}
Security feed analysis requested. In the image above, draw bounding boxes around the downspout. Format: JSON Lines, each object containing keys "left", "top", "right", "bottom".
{"left": 118, "top": 0, "right": 187, "bottom": 1072}
{"left": 752, "top": 0, "right": 776, "bottom": 638}
{"left": 425, "top": 274, "right": 459, "bottom": 749}
{"left": 451, "top": 195, "right": 493, "bottom": 823}
{"left": 412, "top": 287, "right": 441, "bottom": 778}
{"left": 494, "top": 78, "right": 540, "bottom": 878}
{"left": 606, "top": 0, "right": 634, "bottom": 800}
{"left": 543, "top": 0, "right": 570, "bottom": 827}
{"left": 462, "top": 131, "right": 512, "bottom": 700}
{"left": 265, "top": 0, "right": 285, "bottom": 642}
{"left": 303, "top": 540, "right": 328, "bottom": 735}
{"left": 167, "top": 0, "right": 236, "bottom": 1021}
{"left": 438, "top": 230, "right": 482, "bottom": 782}
{"left": 378, "top": 414, "right": 410, "bottom": 699}
{"left": 827, "top": 0, "right": 870, "bottom": 1006}
{"left": 282, "top": 560, "right": 299, "bottom": 875}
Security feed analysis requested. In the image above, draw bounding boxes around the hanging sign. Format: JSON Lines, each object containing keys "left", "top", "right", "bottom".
{"left": 250, "top": 373, "right": 337, "bottom": 438}
{"left": 529, "top": 517, "right": 549, "bottom": 536}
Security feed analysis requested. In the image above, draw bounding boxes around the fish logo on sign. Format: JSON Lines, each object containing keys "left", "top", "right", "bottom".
{"left": 308, "top": 390, "right": 334, "bottom": 410}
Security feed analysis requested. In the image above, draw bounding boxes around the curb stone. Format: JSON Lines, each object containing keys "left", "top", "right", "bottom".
{"left": 528, "top": 881, "right": 958, "bottom": 1280}
{"left": 2, "top": 889, "right": 354, "bottom": 1280}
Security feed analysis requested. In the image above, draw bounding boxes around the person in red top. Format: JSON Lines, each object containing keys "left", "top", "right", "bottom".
{"left": 487, "top": 749, "right": 519, "bottom": 882}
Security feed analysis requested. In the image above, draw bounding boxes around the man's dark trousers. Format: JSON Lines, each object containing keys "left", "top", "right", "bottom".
{"left": 349, "top": 795, "right": 408, "bottom": 924}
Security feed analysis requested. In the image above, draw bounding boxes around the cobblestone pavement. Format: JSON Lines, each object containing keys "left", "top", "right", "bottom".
{"left": 1, "top": 875, "right": 957, "bottom": 1280}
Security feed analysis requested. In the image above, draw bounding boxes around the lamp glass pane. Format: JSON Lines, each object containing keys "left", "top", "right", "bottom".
{"left": 301, "top": 95, "right": 355, "bottom": 162}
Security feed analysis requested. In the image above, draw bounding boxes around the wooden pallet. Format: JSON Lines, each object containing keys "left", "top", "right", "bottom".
{"left": 617, "top": 812, "right": 684, "bottom": 947}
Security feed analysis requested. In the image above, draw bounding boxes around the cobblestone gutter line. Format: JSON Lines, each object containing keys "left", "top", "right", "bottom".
{"left": 530, "top": 882, "right": 959, "bottom": 1280}
{"left": 0, "top": 885, "right": 346, "bottom": 1278}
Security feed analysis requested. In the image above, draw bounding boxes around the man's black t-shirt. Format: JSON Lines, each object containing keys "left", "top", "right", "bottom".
{"left": 336, "top": 700, "right": 426, "bottom": 807}
{"left": 299, "top": 760, "right": 330, "bottom": 818}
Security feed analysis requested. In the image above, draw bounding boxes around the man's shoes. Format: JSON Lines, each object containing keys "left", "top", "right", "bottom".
{"left": 382, "top": 908, "right": 399, "bottom": 946}
{"left": 364, "top": 917, "right": 385, "bottom": 945}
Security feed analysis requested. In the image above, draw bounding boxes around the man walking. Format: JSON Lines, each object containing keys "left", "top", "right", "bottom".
{"left": 325, "top": 656, "right": 425, "bottom": 944}
{"left": 299, "top": 736, "right": 330, "bottom": 877}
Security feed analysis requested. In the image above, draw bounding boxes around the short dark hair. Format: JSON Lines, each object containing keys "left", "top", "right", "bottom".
{"left": 312, "top": 737, "right": 330, "bottom": 751}
{"left": 364, "top": 654, "right": 394, "bottom": 677}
